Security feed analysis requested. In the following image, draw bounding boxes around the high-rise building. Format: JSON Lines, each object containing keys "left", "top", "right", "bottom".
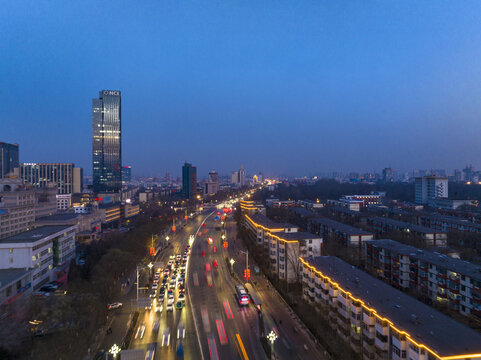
{"left": 182, "top": 162, "right": 197, "bottom": 198}
{"left": 205, "top": 171, "right": 219, "bottom": 195}
{"left": 92, "top": 90, "right": 122, "bottom": 194}
{"left": 19, "top": 163, "right": 83, "bottom": 194}
{"left": 239, "top": 164, "right": 246, "bottom": 187}
{"left": 382, "top": 167, "right": 394, "bottom": 182}
{"left": 0, "top": 142, "right": 19, "bottom": 178}
{"left": 415, "top": 176, "right": 448, "bottom": 205}
{"left": 122, "top": 166, "right": 131, "bottom": 185}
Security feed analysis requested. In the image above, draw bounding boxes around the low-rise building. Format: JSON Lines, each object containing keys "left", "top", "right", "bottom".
{"left": 364, "top": 239, "right": 481, "bottom": 317}
{"left": 0, "top": 225, "right": 77, "bottom": 290}
{"left": 300, "top": 256, "right": 481, "bottom": 360}
{"left": 418, "top": 214, "right": 481, "bottom": 233}
{"left": 56, "top": 194, "right": 72, "bottom": 211}
{"left": 367, "top": 217, "right": 447, "bottom": 247}
{"left": 243, "top": 213, "right": 322, "bottom": 283}
{"left": 308, "top": 217, "right": 374, "bottom": 247}
{"left": 99, "top": 203, "right": 121, "bottom": 225}
{"left": 123, "top": 202, "right": 140, "bottom": 219}
{"left": 0, "top": 268, "right": 32, "bottom": 307}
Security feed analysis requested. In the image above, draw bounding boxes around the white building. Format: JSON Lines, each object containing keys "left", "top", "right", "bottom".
{"left": 414, "top": 176, "right": 448, "bottom": 205}
{"left": 56, "top": 194, "right": 72, "bottom": 211}
{"left": 0, "top": 225, "right": 77, "bottom": 290}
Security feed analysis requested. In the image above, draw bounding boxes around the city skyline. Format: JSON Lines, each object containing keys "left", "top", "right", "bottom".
{"left": 2, "top": 1, "right": 481, "bottom": 176}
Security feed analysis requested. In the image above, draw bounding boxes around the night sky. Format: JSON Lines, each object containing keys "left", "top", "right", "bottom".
{"left": 2, "top": 1, "right": 481, "bottom": 178}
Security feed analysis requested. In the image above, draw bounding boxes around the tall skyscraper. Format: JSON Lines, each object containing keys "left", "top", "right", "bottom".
{"left": 92, "top": 90, "right": 122, "bottom": 194}
{"left": 0, "top": 142, "right": 19, "bottom": 178}
{"left": 182, "top": 162, "right": 197, "bottom": 198}
{"left": 382, "top": 167, "right": 394, "bottom": 182}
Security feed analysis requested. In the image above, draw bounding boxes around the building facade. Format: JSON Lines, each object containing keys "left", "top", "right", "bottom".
{"left": 0, "top": 225, "right": 77, "bottom": 290}
{"left": 20, "top": 163, "right": 83, "bottom": 195}
{"left": 301, "top": 256, "right": 481, "bottom": 360}
{"left": 0, "top": 142, "right": 19, "bottom": 179}
{"left": 182, "top": 162, "right": 197, "bottom": 198}
{"left": 364, "top": 239, "right": 481, "bottom": 317}
{"left": 122, "top": 166, "right": 131, "bottom": 185}
{"left": 308, "top": 217, "right": 374, "bottom": 247}
{"left": 414, "top": 176, "right": 448, "bottom": 205}
{"left": 205, "top": 171, "right": 219, "bottom": 195}
{"left": 367, "top": 217, "right": 447, "bottom": 246}
{"left": 92, "top": 90, "right": 122, "bottom": 194}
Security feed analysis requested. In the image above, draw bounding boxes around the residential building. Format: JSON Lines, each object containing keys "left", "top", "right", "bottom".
{"left": 364, "top": 239, "right": 481, "bottom": 317}
{"left": 182, "top": 162, "right": 197, "bottom": 198}
{"left": 19, "top": 163, "right": 83, "bottom": 195}
{"left": 92, "top": 90, "right": 122, "bottom": 194}
{"left": 266, "top": 198, "right": 296, "bottom": 208}
{"left": 297, "top": 199, "right": 324, "bottom": 210}
{"left": 417, "top": 214, "right": 481, "bottom": 233}
{"left": 367, "top": 217, "right": 447, "bottom": 246}
{"left": 243, "top": 213, "right": 321, "bottom": 282}
{"left": 342, "top": 194, "right": 382, "bottom": 206}
{"left": 300, "top": 256, "right": 481, "bottom": 360}
{"left": 123, "top": 202, "right": 140, "bottom": 219}
{"left": 327, "top": 198, "right": 363, "bottom": 212}
{"left": 231, "top": 165, "right": 247, "bottom": 187}
{"left": 414, "top": 176, "right": 448, "bottom": 205}
{"left": 0, "top": 142, "right": 19, "bottom": 178}
{"left": 0, "top": 225, "right": 77, "bottom": 290}
{"left": 99, "top": 203, "right": 121, "bottom": 225}
{"left": 308, "top": 217, "right": 374, "bottom": 247}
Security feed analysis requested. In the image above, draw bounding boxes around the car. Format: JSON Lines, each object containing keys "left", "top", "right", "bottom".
{"left": 205, "top": 263, "right": 211, "bottom": 272}
{"left": 39, "top": 285, "right": 55, "bottom": 292}
{"left": 152, "top": 283, "right": 158, "bottom": 290}
{"left": 167, "top": 289, "right": 173, "bottom": 296}
{"left": 135, "top": 323, "right": 146, "bottom": 339}
{"left": 153, "top": 320, "right": 160, "bottom": 332}
{"left": 177, "top": 324, "right": 185, "bottom": 339}
{"left": 175, "top": 301, "right": 184, "bottom": 310}
{"left": 108, "top": 302, "right": 123, "bottom": 310}
{"left": 178, "top": 286, "right": 185, "bottom": 294}
{"left": 178, "top": 293, "right": 185, "bottom": 302}
{"left": 213, "top": 246, "right": 217, "bottom": 253}
{"left": 168, "top": 296, "right": 175, "bottom": 305}
{"left": 166, "top": 303, "right": 174, "bottom": 312}
{"left": 212, "top": 260, "right": 218, "bottom": 268}
{"left": 150, "top": 291, "right": 157, "bottom": 298}
{"left": 159, "top": 289, "right": 165, "bottom": 297}
{"left": 155, "top": 303, "right": 163, "bottom": 313}
{"left": 158, "top": 295, "right": 164, "bottom": 303}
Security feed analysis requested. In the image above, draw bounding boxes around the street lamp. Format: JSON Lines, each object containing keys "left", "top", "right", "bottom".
{"left": 229, "top": 258, "right": 235, "bottom": 272}
{"left": 221, "top": 234, "right": 226, "bottom": 240}
{"left": 109, "top": 344, "right": 121, "bottom": 359}
{"left": 267, "top": 331, "right": 278, "bottom": 359}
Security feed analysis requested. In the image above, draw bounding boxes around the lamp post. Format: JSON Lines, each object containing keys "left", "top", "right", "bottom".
{"left": 267, "top": 331, "right": 277, "bottom": 359}
{"left": 109, "top": 344, "right": 121, "bottom": 359}
{"left": 239, "top": 249, "right": 249, "bottom": 282}
{"left": 229, "top": 258, "right": 235, "bottom": 273}
{"left": 136, "top": 262, "right": 153, "bottom": 303}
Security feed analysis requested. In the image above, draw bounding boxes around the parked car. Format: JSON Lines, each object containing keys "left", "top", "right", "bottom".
{"left": 108, "top": 302, "right": 123, "bottom": 310}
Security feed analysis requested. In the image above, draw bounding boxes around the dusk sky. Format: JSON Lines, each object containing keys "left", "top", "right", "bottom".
{"left": 2, "top": 1, "right": 481, "bottom": 178}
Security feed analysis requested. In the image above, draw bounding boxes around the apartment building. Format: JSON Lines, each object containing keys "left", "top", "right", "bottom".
{"left": 244, "top": 213, "right": 322, "bottom": 282}
{"left": 308, "top": 217, "right": 374, "bottom": 247}
{"left": 367, "top": 217, "right": 447, "bottom": 246}
{"left": 301, "top": 256, "right": 481, "bottom": 360}
{"left": 0, "top": 268, "right": 32, "bottom": 306}
{"left": 0, "top": 225, "right": 76, "bottom": 290}
{"left": 364, "top": 239, "right": 481, "bottom": 317}
{"left": 417, "top": 214, "right": 481, "bottom": 233}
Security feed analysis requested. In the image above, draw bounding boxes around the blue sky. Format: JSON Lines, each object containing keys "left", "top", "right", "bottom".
{"left": 2, "top": 1, "right": 481, "bottom": 177}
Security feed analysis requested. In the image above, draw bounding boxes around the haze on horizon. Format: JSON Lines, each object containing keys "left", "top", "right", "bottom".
{"left": 1, "top": 1, "right": 481, "bottom": 178}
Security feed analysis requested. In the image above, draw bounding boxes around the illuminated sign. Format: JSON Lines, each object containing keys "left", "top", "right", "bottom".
{"left": 103, "top": 90, "right": 120, "bottom": 96}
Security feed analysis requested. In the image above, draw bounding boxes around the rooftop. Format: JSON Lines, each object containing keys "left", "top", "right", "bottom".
{"left": 37, "top": 213, "right": 80, "bottom": 222}
{"left": 0, "top": 268, "right": 30, "bottom": 288}
{"left": 289, "top": 207, "right": 315, "bottom": 217}
{"left": 274, "top": 231, "right": 321, "bottom": 241}
{"left": 0, "top": 225, "right": 74, "bottom": 244}
{"left": 368, "top": 217, "right": 446, "bottom": 234}
{"left": 309, "top": 217, "right": 373, "bottom": 235}
{"left": 303, "top": 256, "right": 481, "bottom": 357}
{"left": 246, "top": 213, "right": 298, "bottom": 231}
{"left": 366, "top": 239, "right": 481, "bottom": 282}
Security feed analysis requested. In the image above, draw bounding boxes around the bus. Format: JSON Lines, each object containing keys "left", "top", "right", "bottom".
{"left": 235, "top": 284, "right": 249, "bottom": 306}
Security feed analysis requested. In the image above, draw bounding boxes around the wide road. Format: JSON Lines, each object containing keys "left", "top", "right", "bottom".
{"left": 128, "top": 212, "right": 209, "bottom": 360}
{"left": 188, "top": 213, "right": 267, "bottom": 360}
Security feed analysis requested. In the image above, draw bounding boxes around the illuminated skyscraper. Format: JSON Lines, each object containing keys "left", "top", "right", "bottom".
{"left": 0, "top": 142, "right": 19, "bottom": 178}
{"left": 182, "top": 162, "right": 197, "bottom": 198}
{"left": 92, "top": 90, "right": 122, "bottom": 194}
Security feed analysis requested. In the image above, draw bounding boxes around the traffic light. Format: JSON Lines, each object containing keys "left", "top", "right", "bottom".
{"left": 244, "top": 269, "right": 247, "bottom": 280}
{"left": 223, "top": 241, "right": 228, "bottom": 249}
{"left": 244, "top": 269, "right": 251, "bottom": 281}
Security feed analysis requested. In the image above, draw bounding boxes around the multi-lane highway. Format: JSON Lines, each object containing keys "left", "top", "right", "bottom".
{"left": 102, "top": 208, "right": 325, "bottom": 360}
{"left": 188, "top": 214, "right": 267, "bottom": 360}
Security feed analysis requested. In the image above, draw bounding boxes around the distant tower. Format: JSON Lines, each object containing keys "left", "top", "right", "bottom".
{"left": 0, "top": 142, "right": 19, "bottom": 178}
{"left": 182, "top": 162, "right": 197, "bottom": 198}
{"left": 92, "top": 90, "right": 122, "bottom": 194}
{"left": 239, "top": 164, "right": 246, "bottom": 187}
